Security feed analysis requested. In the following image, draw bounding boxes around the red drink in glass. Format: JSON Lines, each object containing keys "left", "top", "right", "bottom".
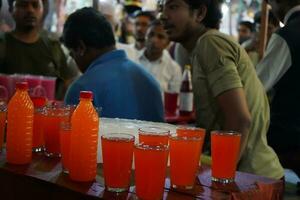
{"left": 32, "top": 112, "right": 45, "bottom": 151}
{"left": 43, "top": 104, "right": 70, "bottom": 157}
{"left": 176, "top": 127, "right": 206, "bottom": 166}
{"left": 164, "top": 92, "right": 178, "bottom": 115}
{"left": 101, "top": 133, "right": 134, "bottom": 192}
{"left": 169, "top": 135, "right": 202, "bottom": 189}
{"left": 134, "top": 143, "right": 168, "bottom": 200}
{"left": 211, "top": 131, "right": 241, "bottom": 183}
{"left": 0, "top": 109, "right": 6, "bottom": 152}
{"left": 60, "top": 123, "right": 71, "bottom": 172}
{"left": 138, "top": 127, "right": 170, "bottom": 145}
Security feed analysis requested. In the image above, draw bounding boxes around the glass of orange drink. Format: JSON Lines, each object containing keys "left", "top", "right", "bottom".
{"left": 134, "top": 143, "right": 169, "bottom": 200}
{"left": 101, "top": 133, "right": 135, "bottom": 192}
{"left": 138, "top": 127, "right": 170, "bottom": 145}
{"left": 169, "top": 134, "right": 203, "bottom": 189}
{"left": 211, "top": 131, "right": 241, "bottom": 183}
{"left": 43, "top": 102, "right": 73, "bottom": 157}
{"left": 0, "top": 101, "right": 7, "bottom": 153}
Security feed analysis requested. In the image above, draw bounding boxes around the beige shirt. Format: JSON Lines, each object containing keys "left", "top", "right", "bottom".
{"left": 191, "top": 29, "right": 284, "bottom": 179}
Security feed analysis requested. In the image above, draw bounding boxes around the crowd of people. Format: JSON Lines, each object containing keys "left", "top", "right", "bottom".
{"left": 1, "top": 0, "right": 300, "bottom": 191}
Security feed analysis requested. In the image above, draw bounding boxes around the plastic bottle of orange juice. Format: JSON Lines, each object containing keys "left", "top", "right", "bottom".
{"left": 69, "top": 91, "right": 99, "bottom": 181}
{"left": 6, "top": 82, "right": 34, "bottom": 164}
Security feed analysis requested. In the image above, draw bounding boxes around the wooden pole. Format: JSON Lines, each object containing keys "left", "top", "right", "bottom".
{"left": 259, "top": 1, "right": 269, "bottom": 60}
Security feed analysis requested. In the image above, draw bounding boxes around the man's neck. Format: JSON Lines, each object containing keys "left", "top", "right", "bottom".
{"left": 144, "top": 50, "right": 163, "bottom": 62}
{"left": 135, "top": 41, "right": 145, "bottom": 50}
{"left": 12, "top": 28, "right": 40, "bottom": 43}
{"left": 181, "top": 25, "right": 208, "bottom": 53}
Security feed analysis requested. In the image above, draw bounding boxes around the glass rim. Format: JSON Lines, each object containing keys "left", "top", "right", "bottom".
{"left": 177, "top": 126, "right": 206, "bottom": 132}
{"left": 138, "top": 127, "right": 170, "bottom": 136}
{"left": 101, "top": 133, "right": 135, "bottom": 142}
{"left": 211, "top": 130, "right": 241, "bottom": 136}
{"left": 0, "top": 101, "right": 7, "bottom": 112}
{"left": 135, "top": 142, "right": 169, "bottom": 151}
{"left": 170, "top": 134, "right": 202, "bottom": 141}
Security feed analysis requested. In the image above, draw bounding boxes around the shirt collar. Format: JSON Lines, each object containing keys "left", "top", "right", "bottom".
{"left": 139, "top": 49, "right": 164, "bottom": 64}
{"left": 284, "top": 5, "right": 300, "bottom": 24}
{"left": 87, "top": 49, "right": 126, "bottom": 72}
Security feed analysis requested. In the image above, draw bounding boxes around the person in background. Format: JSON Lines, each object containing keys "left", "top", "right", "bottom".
{"left": 98, "top": 0, "right": 137, "bottom": 60}
{"left": 137, "top": 19, "right": 182, "bottom": 94}
{"left": 242, "top": 11, "right": 280, "bottom": 67}
{"left": 238, "top": 20, "right": 255, "bottom": 44}
{"left": 0, "top": 0, "right": 14, "bottom": 32}
{"left": 132, "top": 10, "right": 155, "bottom": 51}
{"left": 0, "top": 0, "right": 79, "bottom": 100}
{"left": 160, "top": 0, "right": 284, "bottom": 180}
{"left": 256, "top": 0, "right": 300, "bottom": 180}
{"left": 63, "top": 7, "right": 164, "bottom": 122}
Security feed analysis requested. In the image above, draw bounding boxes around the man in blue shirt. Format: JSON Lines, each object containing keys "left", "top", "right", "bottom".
{"left": 62, "top": 7, "right": 164, "bottom": 122}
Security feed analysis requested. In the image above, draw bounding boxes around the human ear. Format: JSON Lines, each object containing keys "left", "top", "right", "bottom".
{"left": 195, "top": 5, "right": 207, "bottom": 23}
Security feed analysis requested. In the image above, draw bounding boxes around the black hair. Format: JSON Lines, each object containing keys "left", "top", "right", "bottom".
{"left": 254, "top": 11, "right": 280, "bottom": 27}
{"left": 133, "top": 10, "right": 156, "bottom": 21}
{"left": 239, "top": 21, "right": 255, "bottom": 32}
{"left": 183, "top": 0, "right": 223, "bottom": 29}
{"left": 62, "top": 7, "right": 115, "bottom": 49}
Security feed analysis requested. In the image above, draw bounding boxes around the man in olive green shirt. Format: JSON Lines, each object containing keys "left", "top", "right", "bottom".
{"left": 161, "top": 0, "right": 284, "bottom": 179}
{"left": 0, "top": 0, "right": 79, "bottom": 99}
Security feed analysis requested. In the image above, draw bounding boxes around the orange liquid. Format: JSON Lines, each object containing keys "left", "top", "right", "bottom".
{"left": 211, "top": 134, "right": 241, "bottom": 179}
{"left": 134, "top": 146, "right": 168, "bottom": 200}
{"left": 176, "top": 127, "right": 205, "bottom": 166}
{"left": 43, "top": 115, "right": 66, "bottom": 155}
{"left": 169, "top": 138, "right": 201, "bottom": 187}
{"left": 60, "top": 129, "right": 71, "bottom": 170}
{"left": 101, "top": 137, "right": 134, "bottom": 189}
{"left": 139, "top": 134, "right": 169, "bottom": 146}
{"left": 32, "top": 112, "right": 44, "bottom": 149}
{"left": 69, "top": 99, "right": 99, "bottom": 182}
{"left": 6, "top": 89, "right": 34, "bottom": 164}
{"left": 0, "top": 111, "right": 6, "bottom": 151}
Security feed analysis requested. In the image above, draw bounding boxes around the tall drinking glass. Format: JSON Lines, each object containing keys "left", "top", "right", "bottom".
{"left": 60, "top": 121, "right": 71, "bottom": 173}
{"left": 101, "top": 133, "right": 135, "bottom": 192}
{"left": 134, "top": 143, "right": 169, "bottom": 200}
{"left": 169, "top": 135, "right": 203, "bottom": 189}
{"left": 138, "top": 127, "right": 170, "bottom": 145}
{"left": 43, "top": 103, "right": 72, "bottom": 157}
{"left": 211, "top": 131, "right": 241, "bottom": 183}
{"left": 0, "top": 102, "right": 7, "bottom": 152}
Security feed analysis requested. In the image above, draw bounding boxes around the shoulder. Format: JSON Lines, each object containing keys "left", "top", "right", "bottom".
{"left": 162, "top": 50, "right": 182, "bottom": 72}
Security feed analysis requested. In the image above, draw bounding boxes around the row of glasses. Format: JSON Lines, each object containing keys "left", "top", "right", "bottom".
{"left": 101, "top": 127, "right": 241, "bottom": 199}
{"left": 101, "top": 127, "right": 206, "bottom": 200}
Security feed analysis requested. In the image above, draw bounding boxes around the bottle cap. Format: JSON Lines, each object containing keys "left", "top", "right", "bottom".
{"left": 16, "top": 82, "right": 28, "bottom": 90}
{"left": 31, "top": 96, "right": 47, "bottom": 107}
{"left": 80, "top": 91, "right": 93, "bottom": 99}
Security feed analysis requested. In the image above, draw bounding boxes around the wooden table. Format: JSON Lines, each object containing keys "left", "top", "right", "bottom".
{"left": 0, "top": 150, "right": 283, "bottom": 200}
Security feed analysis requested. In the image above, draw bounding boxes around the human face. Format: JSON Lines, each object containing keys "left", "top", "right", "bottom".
{"left": 69, "top": 47, "right": 87, "bottom": 73}
{"left": 12, "top": 0, "right": 43, "bottom": 31}
{"left": 238, "top": 24, "right": 252, "bottom": 44}
{"left": 145, "top": 24, "right": 170, "bottom": 56}
{"left": 134, "top": 16, "right": 152, "bottom": 42}
{"left": 160, "top": 0, "right": 198, "bottom": 43}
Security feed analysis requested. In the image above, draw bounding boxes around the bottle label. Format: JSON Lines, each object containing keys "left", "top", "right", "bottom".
{"left": 179, "top": 92, "right": 193, "bottom": 112}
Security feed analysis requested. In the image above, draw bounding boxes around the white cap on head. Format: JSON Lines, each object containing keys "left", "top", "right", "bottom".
{"left": 98, "top": 0, "right": 122, "bottom": 26}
